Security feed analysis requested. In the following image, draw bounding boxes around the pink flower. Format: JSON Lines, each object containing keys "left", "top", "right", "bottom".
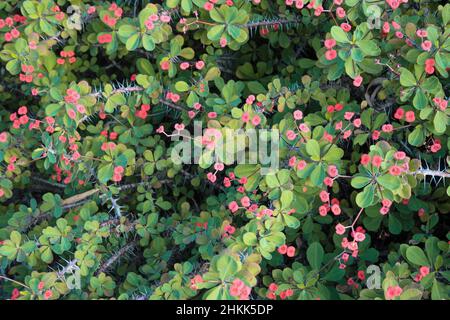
{"left": 246, "top": 95, "right": 255, "bottom": 104}
{"left": 394, "top": 151, "right": 406, "bottom": 160}
{"left": 386, "top": 0, "right": 401, "bottom": 10}
{"left": 335, "top": 223, "right": 346, "bottom": 235}
{"left": 277, "top": 244, "right": 288, "bottom": 254}
{"left": 372, "top": 155, "right": 383, "bottom": 168}
{"left": 353, "top": 75, "right": 363, "bottom": 87}
{"left": 319, "top": 205, "right": 328, "bottom": 216}
{"left": 385, "top": 286, "right": 402, "bottom": 300}
{"left": 344, "top": 112, "right": 354, "bottom": 120}
{"left": 389, "top": 165, "right": 402, "bottom": 176}
{"left": 293, "top": 110, "right": 303, "bottom": 120}
{"left": 295, "top": 160, "right": 306, "bottom": 171}
{"left": 381, "top": 199, "right": 392, "bottom": 207}
{"left": 327, "top": 165, "right": 338, "bottom": 177}
{"left": 360, "top": 154, "right": 371, "bottom": 166}
{"left": 174, "top": 123, "right": 185, "bottom": 131}
{"left": 421, "top": 40, "right": 432, "bottom": 51}
{"left": 98, "top": 33, "right": 113, "bottom": 44}
{"left": 286, "top": 246, "right": 296, "bottom": 257}
{"left": 324, "top": 39, "right": 336, "bottom": 49}
{"left": 319, "top": 191, "right": 329, "bottom": 202}
{"left": 416, "top": 29, "right": 427, "bottom": 37}
{"left": 340, "top": 23, "right": 351, "bottom": 32}
{"left": 204, "top": 2, "right": 214, "bottom": 10}
{"left": 240, "top": 196, "right": 250, "bottom": 207}
{"left": 382, "top": 124, "right": 393, "bottom": 133}
{"left": 419, "top": 266, "right": 430, "bottom": 277}
{"left": 298, "top": 123, "right": 309, "bottom": 132}
{"left": 207, "top": 172, "right": 216, "bottom": 183}
{"left": 354, "top": 232, "right": 366, "bottom": 242}
{"left": 160, "top": 60, "right": 170, "bottom": 70}
{"left": 286, "top": 130, "right": 297, "bottom": 141}
{"left": 325, "top": 49, "right": 337, "bottom": 60}
{"left": 195, "top": 61, "right": 205, "bottom": 70}
{"left": 336, "top": 7, "right": 346, "bottom": 19}
{"left": 251, "top": 115, "right": 261, "bottom": 126}
{"left": 220, "top": 37, "right": 227, "bottom": 47}
{"left": 67, "top": 109, "right": 77, "bottom": 120}
{"left": 0, "top": 132, "right": 7, "bottom": 143}
{"left": 44, "top": 289, "right": 53, "bottom": 300}
{"left": 331, "top": 204, "right": 341, "bottom": 215}
{"left": 357, "top": 271, "right": 365, "bottom": 281}
{"left": 405, "top": 111, "right": 415, "bottom": 122}
{"left": 228, "top": 201, "right": 239, "bottom": 213}
{"left": 160, "top": 14, "right": 171, "bottom": 23}
{"left": 269, "top": 283, "right": 278, "bottom": 292}
{"left": 394, "top": 108, "right": 404, "bottom": 120}
{"left": 241, "top": 112, "right": 250, "bottom": 123}
{"left": 180, "top": 62, "right": 190, "bottom": 70}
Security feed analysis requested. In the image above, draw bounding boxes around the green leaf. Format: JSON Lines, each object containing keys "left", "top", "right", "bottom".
{"left": 45, "top": 104, "right": 62, "bottom": 116}
{"left": 10, "top": 231, "right": 21, "bottom": 246}
{"left": 351, "top": 175, "right": 371, "bottom": 189}
{"left": 142, "top": 34, "right": 155, "bottom": 51}
{"left": 431, "top": 279, "right": 446, "bottom": 300}
{"left": 356, "top": 184, "right": 375, "bottom": 208}
{"left": 306, "top": 140, "right": 321, "bottom": 159}
{"left": 377, "top": 174, "right": 401, "bottom": 190}
{"left": 39, "top": 19, "right": 56, "bottom": 36}
{"left": 357, "top": 40, "right": 380, "bottom": 56}
{"left": 98, "top": 164, "right": 114, "bottom": 184}
{"left": 408, "top": 125, "right": 426, "bottom": 146}
{"left": 40, "top": 246, "right": 54, "bottom": 264}
{"left": 399, "top": 68, "right": 416, "bottom": 87}
{"left": 406, "top": 246, "right": 429, "bottom": 266}
{"left": 413, "top": 89, "right": 427, "bottom": 110}
{"left": 118, "top": 24, "right": 138, "bottom": 38}
{"left": 331, "top": 26, "right": 351, "bottom": 43}
{"left": 243, "top": 232, "right": 257, "bottom": 246}
{"left": 388, "top": 214, "right": 402, "bottom": 235}
{"left": 175, "top": 81, "right": 190, "bottom": 92}
{"left": 284, "top": 215, "right": 300, "bottom": 229}
{"left": 323, "top": 145, "right": 344, "bottom": 161}
{"left": 281, "top": 190, "right": 293, "bottom": 209}
{"left": 207, "top": 25, "right": 225, "bottom": 41}
{"left": 433, "top": 111, "right": 447, "bottom": 134}
{"left": 400, "top": 288, "right": 423, "bottom": 300}
{"left": 126, "top": 33, "right": 141, "bottom": 51}
{"left": 0, "top": 245, "right": 17, "bottom": 259}
{"left": 307, "top": 242, "right": 324, "bottom": 270}
{"left": 216, "top": 255, "right": 240, "bottom": 280}
{"left": 310, "top": 164, "right": 325, "bottom": 186}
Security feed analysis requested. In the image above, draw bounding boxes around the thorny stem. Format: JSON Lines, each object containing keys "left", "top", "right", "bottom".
{"left": 96, "top": 241, "right": 137, "bottom": 275}
{"left": 242, "top": 18, "right": 301, "bottom": 29}
{"left": 0, "top": 275, "right": 31, "bottom": 290}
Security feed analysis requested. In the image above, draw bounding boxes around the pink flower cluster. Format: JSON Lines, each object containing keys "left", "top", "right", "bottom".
{"left": 229, "top": 279, "right": 251, "bottom": 300}
{"left": 277, "top": 244, "right": 296, "bottom": 257}
{"left": 266, "top": 283, "right": 294, "bottom": 300}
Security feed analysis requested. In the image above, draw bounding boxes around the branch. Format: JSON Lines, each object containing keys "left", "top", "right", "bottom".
{"left": 95, "top": 241, "right": 137, "bottom": 276}
{"left": 242, "top": 17, "right": 301, "bottom": 29}
{"left": 412, "top": 169, "right": 450, "bottom": 179}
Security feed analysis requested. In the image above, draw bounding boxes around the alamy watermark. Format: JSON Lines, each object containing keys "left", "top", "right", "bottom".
{"left": 366, "top": 265, "right": 382, "bottom": 289}
{"left": 166, "top": 121, "right": 280, "bottom": 175}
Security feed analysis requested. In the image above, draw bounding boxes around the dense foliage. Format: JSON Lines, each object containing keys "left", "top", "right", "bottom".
{"left": 0, "top": 0, "right": 449, "bottom": 300}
